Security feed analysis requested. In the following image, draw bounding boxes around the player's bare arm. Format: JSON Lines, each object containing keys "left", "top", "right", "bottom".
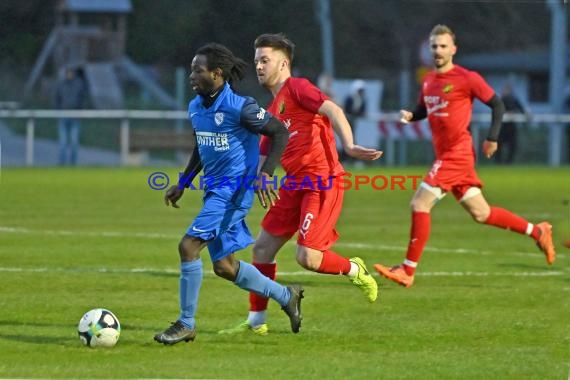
{"left": 319, "top": 99, "right": 382, "bottom": 161}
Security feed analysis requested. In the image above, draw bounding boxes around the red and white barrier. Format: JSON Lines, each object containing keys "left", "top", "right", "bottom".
{"left": 377, "top": 120, "right": 432, "bottom": 141}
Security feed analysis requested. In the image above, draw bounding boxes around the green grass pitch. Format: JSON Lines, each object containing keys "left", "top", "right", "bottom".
{"left": 0, "top": 166, "right": 568, "bottom": 379}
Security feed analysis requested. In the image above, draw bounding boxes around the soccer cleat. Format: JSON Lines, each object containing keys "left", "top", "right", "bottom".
{"left": 217, "top": 320, "right": 269, "bottom": 336}
{"left": 281, "top": 284, "right": 304, "bottom": 333}
{"left": 153, "top": 320, "right": 196, "bottom": 345}
{"left": 536, "top": 222, "right": 556, "bottom": 265}
{"left": 374, "top": 264, "right": 415, "bottom": 288}
{"left": 349, "top": 257, "right": 379, "bottom": 302}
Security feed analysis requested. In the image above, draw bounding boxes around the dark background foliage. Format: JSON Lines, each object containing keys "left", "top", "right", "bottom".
{"left": 0, "top": 0, "right": 565, "bottom": 105}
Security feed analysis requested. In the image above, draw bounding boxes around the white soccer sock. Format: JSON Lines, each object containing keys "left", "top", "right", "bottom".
{"left": 404, "top": 259, "right": 417, "bottom": 268}
{"left": 248, "top": 311, "right": 267, "bottom": 327}
{"left": 347, "top": 262, "right": 359, "bottom": 277}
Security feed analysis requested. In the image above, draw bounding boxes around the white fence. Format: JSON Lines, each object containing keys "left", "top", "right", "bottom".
{"left": 354, "top": 112, "right": 570, "bottom": 166}
{"left": 0, "top": 109, "right": 569, "bottom": 166}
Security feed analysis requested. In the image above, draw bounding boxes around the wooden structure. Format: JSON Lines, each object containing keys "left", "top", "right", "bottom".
{"left": 53, "top": 0, "right": 131, "bottom": 68}
{"left": 25, "top": 0, "right": 178, "bottom": 110}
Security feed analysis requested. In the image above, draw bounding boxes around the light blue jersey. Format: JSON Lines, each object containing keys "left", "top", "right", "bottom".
{"left": 187, "top": 82, "right": 273, "bottom": 261}
{"left": 188, "top": 82, "right": 272, "bottom": 209}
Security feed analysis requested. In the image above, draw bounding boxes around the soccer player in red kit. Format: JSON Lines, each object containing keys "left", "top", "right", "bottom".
{"left": 374, "top": 24, "right": 555, "bottom": 288}
{"left": 219, "top": 33, "right": 382, "bottom": 335}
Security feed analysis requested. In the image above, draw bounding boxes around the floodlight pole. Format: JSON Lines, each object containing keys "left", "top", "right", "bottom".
{"left": 316, "top": 0, "right": 335, "bottom": 77}
{"left": 175, "top": 66, "right": 187, "bottom": 164}
{"left": 547, "top": 0, "right": 567, "bottom": 166}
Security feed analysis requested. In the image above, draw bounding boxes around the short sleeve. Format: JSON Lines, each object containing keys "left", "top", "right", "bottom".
{"left": 289, "top": 78, "right": 329, "bottom": 113}
{"left": 469, "top": 71, "right": 495, "bottom": 103}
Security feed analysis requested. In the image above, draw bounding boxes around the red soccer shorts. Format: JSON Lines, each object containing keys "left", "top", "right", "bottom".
{"left": 422, "top": 156, "right": 484, "bottom": 200}
{"left": 261, "top": 178, "right": 344, "bottom": 251}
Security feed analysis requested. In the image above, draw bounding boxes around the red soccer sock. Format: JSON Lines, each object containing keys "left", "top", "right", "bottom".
{"left": 249, "top": 262, "right": 277, "bottom": 312}
{"left": 484, "top": 206, "right": 539, "bottom": 239}
{"left": 403, "top": 211, "right": 431, "bottom": 276}
{"left": 317, "top": 250, "right": 352, "bottom": 275}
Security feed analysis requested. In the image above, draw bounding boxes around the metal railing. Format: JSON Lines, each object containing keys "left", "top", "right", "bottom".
{"left": 0, "top": 109, "right": 568, "bottom": 166}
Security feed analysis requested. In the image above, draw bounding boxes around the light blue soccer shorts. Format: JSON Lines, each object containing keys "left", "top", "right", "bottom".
{"left": 186, "top": 190, "right": 254, "bottom": 262}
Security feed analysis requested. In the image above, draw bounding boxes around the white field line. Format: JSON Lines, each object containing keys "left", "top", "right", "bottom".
{"left": 0, "top": 266, "right": 562, "bottom": 277}
{"left": 0, "top": 226, "right": 564, "bottom": 260}
{"left": 0, "top": 226, "right": 177, "bottom": 239}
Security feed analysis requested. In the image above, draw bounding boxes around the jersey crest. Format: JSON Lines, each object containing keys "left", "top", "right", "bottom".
{"left": 214, "top": 112, "right": 224, "bottom": 126}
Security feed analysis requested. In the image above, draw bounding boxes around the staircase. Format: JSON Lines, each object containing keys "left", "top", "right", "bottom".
{"left": 83, "top": 63, "right": 124, "bottom": 109}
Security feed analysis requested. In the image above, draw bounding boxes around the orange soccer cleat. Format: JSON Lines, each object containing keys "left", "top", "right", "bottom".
{"left": 374, "top": 264, "right": 415, "bottom": 288}
{"left": 536, "top": 222, "right": 556, "bottom": 265}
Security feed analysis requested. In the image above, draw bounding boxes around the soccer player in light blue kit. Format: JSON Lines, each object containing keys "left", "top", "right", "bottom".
{"left": 154, "top": 43, "right": 303, "bottom": 345}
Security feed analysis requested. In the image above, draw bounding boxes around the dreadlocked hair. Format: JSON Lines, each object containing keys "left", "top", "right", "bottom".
{"left": 196, "top": 43, "right": 247, "bottom": 90}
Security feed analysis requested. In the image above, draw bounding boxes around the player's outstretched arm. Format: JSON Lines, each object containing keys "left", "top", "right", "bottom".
{"left": 239, "top": 98, "right": 288, "bottom": 208}
{"left": 319, "top": 100, "right": 382, "bottom": 161}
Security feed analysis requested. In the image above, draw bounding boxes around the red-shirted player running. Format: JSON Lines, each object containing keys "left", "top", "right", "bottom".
{"left": 219, "top": 33, "right": 383, "bottom": 335}
{"left": 374, "top": 24, "right": 556, "bottom": 288}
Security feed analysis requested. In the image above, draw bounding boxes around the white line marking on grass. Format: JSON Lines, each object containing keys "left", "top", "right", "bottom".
{"left": 332, "top": 242, "right": 561, "bottom": 259}
{"left": 417, "top": 271, "right": 562, "bottom": 277}
{"left": 337, "top": 241, "right": 490, "bottom": 254}
{"left": 0, "top": 226, "right": 179, "bottom": 239}
{"left": 0, "top": 266, "right": 562, "bottom": 277}
{"left": 523, "top": 213, "right": 552, "bottom": 219}
{"left": 0, "top": 226, "right": 564, "bottom": 260}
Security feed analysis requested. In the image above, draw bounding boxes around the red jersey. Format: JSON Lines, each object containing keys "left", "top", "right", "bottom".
{"left": 419, "top": 65, "right": 495, "bottom": 159}
{"left": 260, "top": 77, "right": 344, "bottom": 180}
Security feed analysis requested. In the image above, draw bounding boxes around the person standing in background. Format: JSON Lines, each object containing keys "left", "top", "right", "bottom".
{"left": 342, "top": 80, "right": 367, "bottom": 164}
{"left": 54, "top": 67, "right": 87, "bottom": 166}
{"left": 495, "top": 83, "right": 528, "bottom": 164}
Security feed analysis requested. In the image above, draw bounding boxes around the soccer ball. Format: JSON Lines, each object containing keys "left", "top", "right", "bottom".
{"left": 78, "top": 308, "right": 121, "bottom": 348}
